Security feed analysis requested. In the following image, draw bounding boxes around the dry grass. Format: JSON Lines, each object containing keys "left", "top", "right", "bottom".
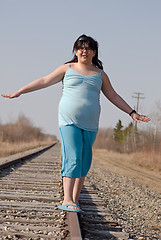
{"left": 93, "top": 148, "right": 161, "bottom": 193}
{"left": 0, "top": 114, "right": 57, "bottom": 159}
{"left": 94, "top": 148, "right": 161, "bottom": 173}
{"left": 0, "top": 140, "right": 55, "bottom": 158}
{"left": 131, "top": 151, "right": 161, "bottom": 172}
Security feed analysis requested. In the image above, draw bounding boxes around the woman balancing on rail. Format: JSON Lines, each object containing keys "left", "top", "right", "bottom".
{"left": 2, "top": 35, "right": 150, "bottom": 214}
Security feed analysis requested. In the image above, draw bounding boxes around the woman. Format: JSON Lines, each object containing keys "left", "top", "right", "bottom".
{"left": 2, "top": 34, "right": 150, "bottom": 214}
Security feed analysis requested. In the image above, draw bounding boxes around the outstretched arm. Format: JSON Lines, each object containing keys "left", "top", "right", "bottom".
{"left": 1, "top": 64, "right": 68, "bottom": 99}
{"left": 101, "top": 71, "right": 150, "bottom": 123}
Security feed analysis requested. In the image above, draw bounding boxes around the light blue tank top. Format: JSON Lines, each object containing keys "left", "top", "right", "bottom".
{"left": 58, "top": 64, "right": 103, "bottom": 131}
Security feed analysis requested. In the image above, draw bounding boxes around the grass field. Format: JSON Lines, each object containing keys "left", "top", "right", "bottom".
{"left": 1, "top": 140, "right": 160, "bottom": 174}
{"left": 93, "top": 148, "right": 161, "bottom": 173}
{"left": 0, "top": 140, "right": 55, "bottom": 158}
{"left": 92, "top": 148, "right": 161, "bottom": 193}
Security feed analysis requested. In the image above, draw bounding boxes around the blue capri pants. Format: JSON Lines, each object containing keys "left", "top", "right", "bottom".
{"left": 59, "top": 125, "right": 97, "bottom": 178}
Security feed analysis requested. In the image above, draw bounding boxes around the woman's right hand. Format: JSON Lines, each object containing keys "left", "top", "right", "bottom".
{"left": 1, "top": 91, "right": 21, "bottom": 99}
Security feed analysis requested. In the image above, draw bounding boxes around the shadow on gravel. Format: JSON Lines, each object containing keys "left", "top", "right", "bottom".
{"left": 0, "top": 144, "right": 56, "bottom": 179}
{"left": 79, "top": 185, "right": 121, "bottom": 240}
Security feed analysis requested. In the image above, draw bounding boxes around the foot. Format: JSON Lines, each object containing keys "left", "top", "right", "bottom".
{"left": 74, "top": 202, "right": 80, "bottom": 207}
{"left": 58, "top": 203, "right": 85, "bottom": 214}
{"left": 62, "top": 201, "right": 83, "bottom": 212}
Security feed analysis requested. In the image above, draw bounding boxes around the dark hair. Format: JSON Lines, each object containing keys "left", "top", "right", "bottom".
{"left": 66, "top": 34, "right": 103, "bottom": 70}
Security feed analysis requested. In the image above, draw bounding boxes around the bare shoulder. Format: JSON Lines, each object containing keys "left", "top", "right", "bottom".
{"left": 92, "top": 65, "right": 102, "bottom": 74}
{"left": 56, "top": 63, "right": 69, "bottom": 73}
{"left": 70, "top": 62, "right": 78, "bottom": 69}
{"left": 95, "top": 67, "right": 103, "bottom": 74}
{"left": 101, "top": 70, "right": 110, "bottom": 81}
{"left": 43, "top": 64, "right": 69, "bottom": 84}
{"left": 101, "top": 71, "right": 115, "bottom": 96}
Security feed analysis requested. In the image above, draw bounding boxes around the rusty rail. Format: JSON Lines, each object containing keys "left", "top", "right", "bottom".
{"left": 0, "top": 142, "right": 57, "bottom": 170}
{"left": 0, "top": 142, "right": 83, "bottom": 239}
{"left": 0, "top": 143, "right": 130, "bottom": 239}
{"left": 68, "top": 212, "right": 82, "bottom": 240}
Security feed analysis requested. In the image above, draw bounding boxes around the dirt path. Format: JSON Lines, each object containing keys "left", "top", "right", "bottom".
{"left": 92, "top": 149, "right": 161, "bottom": 193}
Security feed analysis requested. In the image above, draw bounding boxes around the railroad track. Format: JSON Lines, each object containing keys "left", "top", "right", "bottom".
{"left": 0, "top": 143, "right": 129, "bottom": 239}
{"left": 0, "top": 143, "right": 69, "bottom": 239}
{"left": 78, "top": 184, "right": 129, "bottom": 239}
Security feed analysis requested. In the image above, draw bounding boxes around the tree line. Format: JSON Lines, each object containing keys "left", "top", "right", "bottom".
{"left": 94, "top": 119, "right": 161, "bottom": 153}
{"left": 0, "top": 114, "right": 57, "bottom": 143}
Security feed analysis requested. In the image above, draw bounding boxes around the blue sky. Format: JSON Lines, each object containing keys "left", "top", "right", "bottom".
{"left": 1, "top": 0, "right": 161, "bottom": 138}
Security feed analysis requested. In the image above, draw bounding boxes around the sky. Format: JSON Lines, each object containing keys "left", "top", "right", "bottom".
{"left": 0, "top": 0, "right": 161, "bottom": 138}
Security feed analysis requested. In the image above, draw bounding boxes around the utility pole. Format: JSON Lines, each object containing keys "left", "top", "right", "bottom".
{"left": 132, "top": 92, "right": 145, "bottom": 150}
{"left": 132, "top": 92, "right": 145, "bottom": 113}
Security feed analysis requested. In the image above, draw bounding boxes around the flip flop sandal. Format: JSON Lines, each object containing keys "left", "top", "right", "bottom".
{"left": 58, "top": 204, "right": 85, "bottom": 214}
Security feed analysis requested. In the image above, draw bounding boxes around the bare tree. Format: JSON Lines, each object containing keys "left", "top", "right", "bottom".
{"left": 149, "top": 101, "right": 161, "bottom": 150}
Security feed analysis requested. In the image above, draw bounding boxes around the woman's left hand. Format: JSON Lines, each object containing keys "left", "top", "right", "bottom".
{"left": 131, "top": 113, "right": 151, "bottom": 123}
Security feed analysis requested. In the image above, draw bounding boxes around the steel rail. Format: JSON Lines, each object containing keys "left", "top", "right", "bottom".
{"left": 0, "top": 142, "right": 83, "bottom": 239}
{"left": 0, "top": 143, "right": 129, "bottom": 239}
{"left": 68, "top": 212, "right": 82, "bottom": 240}
{"left": 0, "top": 143, "right": 70, "bottom": 239}
{"left": 0, "top": 142, "right": 57, "bottom": 170}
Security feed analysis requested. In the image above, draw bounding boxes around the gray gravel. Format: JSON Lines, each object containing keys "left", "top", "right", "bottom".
{"left": 0, "top": 145, "right": 69, "bottom": 239}
{"left": 86, "top": 162, "right": 161, "bottom": 239}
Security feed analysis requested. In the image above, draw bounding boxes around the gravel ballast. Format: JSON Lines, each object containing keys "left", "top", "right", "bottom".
{"left": 86, "top": 161, "right": 161, "bottom": 239}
